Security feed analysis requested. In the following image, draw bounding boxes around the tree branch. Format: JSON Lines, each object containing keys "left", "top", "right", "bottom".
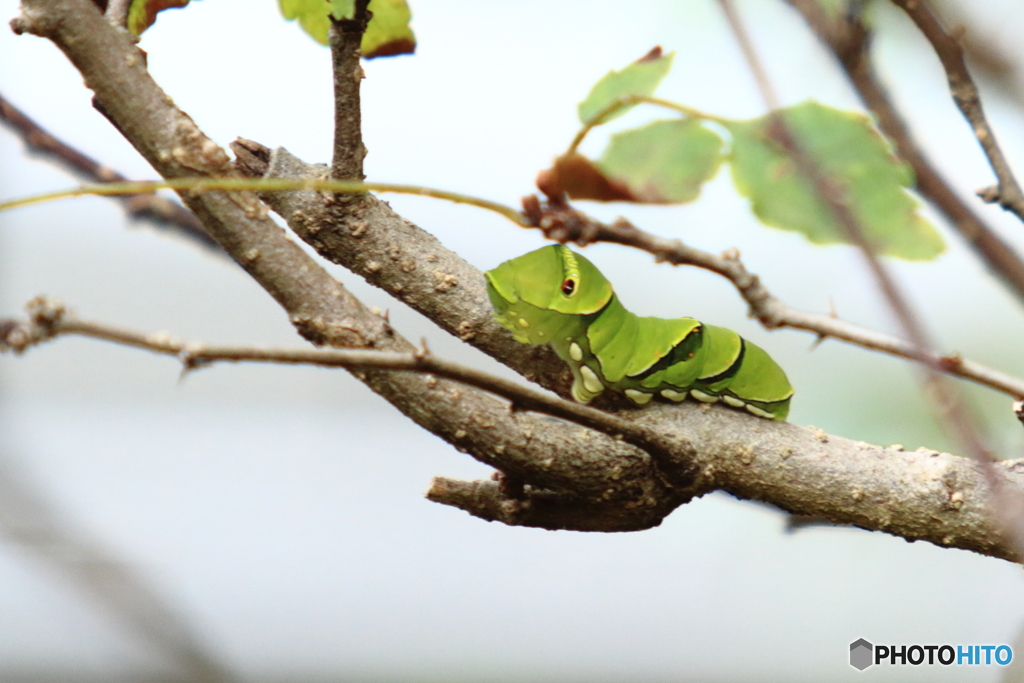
{"left": 723, "top": 0, "right": 1017, "bottom": 553}
{"left": 329, "top": 0, "right": 370, "bottom": 180}
{"left": 11, "top": 0, "right": 374, "bottom": 348}
{"left": 785, "top": 0, "right": 1024, "bottom": 304}
{"left": 215, "top": 137, "right": 1024, "bottom": 561}
{"left": 5, "top": 295, "right": 1023, "bottom": 558}
{"left": 523, "top": 197, "right": 1024, "bottom": 400}
{"left": 0, "top": 91, "right": 219, "bottom": 252}
{"left": 0, "top": 297, "right": 685, "bottom": 472}
{"left": 103, "top": 0, "right": 129, "bottom": 28}
{"left": 7, "top": 0, "right": 683, "bottom": 533}
{"left": 16, "top": 0, "right": 1024, "bottom": 563}
{"left": 891, "top": 0, "right": 1024, "bottom": 222}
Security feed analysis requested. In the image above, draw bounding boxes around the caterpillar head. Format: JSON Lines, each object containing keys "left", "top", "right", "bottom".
{"left": 485, "top": 245, "right": 613, "bottom": 344}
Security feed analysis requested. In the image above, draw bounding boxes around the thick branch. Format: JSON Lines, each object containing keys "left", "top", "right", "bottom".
{"left": 785, "top": 0, "right": 1024, "bottom": 304}
{"left": 0, "top": 91, "right": 219, "bottom": 252}
{"left": 891, "top": 0, "right": 1024, "bottom": 222}
{"left": 8, "top": 0, "right": 682, "bottom": 532}
{"left": 11, "top": 0, "right": 374, "bottom": 348}
{"left": 18, "top": 0, "right": 1024, "bottom": 561}
{"left": 232, "top": 141, "right": 576, "bottom": 398}
{"left": 219, "top": 140, "right": 1024, "bottom": 560}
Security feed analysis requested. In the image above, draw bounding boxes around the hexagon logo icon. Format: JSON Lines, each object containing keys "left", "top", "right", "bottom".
{"left": 850, "top": 638, "right": 873, "bottom": 670}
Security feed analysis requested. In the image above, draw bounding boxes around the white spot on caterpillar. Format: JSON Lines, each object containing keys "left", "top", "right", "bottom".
{"left": 580, "top": 365, "right": 603, "bottom": 394}
{"left": 660, "top": 389, "right": 687, "bottom": 402}
{"left": 722, "top": 395, "right": 744, "bottom": 408}
{"left": 745, "top": 404, "right": 774, "bottom": 419}
{"left": 625, "top": 389, "right": 652, "bottom": 405}
{"left": 518, "top": 318, "right": 529, "bottom": 328}
{"left": 690, "top": 389, "right": 718, "bottom": 403}
{"left": 569, "top": 342, "right": 583, "bottom": 361}
{"left": 571, "top": 381, "right": 592, "bottom": 404}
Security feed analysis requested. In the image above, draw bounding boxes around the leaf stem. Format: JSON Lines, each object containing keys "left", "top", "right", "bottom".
{"left": 566, "top": 95, "right": 728, "bottom": 156}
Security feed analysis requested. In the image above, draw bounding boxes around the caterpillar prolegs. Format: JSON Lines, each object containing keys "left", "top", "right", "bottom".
{"left": 485, "top": 245, "right": 793, "bottom": 420}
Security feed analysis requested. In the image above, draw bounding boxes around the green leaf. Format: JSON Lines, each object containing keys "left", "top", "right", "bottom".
{"left": 726, "top": 101, "right": 944, "bottom": 260}
{"left": 596, "top": 119, "right": 724, "bottom": 203}
{"left": 577, "top": 47, "right": 674, "bottom": 125}
{"left": 279, "top": 0, "right": 416, "bottom": 58}
{"left": 126, "top": 0, "right": 191, "bottom": 36}
{"left": 330, "top": 0, "right": 355, "bottom": 20}
{"left": 279, "top": 0, "right": 332, "bottom": 45}
{"left": 362, "top": 0, "right": 416, "bottom": 58}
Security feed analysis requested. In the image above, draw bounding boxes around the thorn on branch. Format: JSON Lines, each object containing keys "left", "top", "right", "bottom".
{"left": 414, "top": 337, "right": 431, "bottom": 361}
{"left": 977, "top": 185, "right": 1000, "bottom": 203}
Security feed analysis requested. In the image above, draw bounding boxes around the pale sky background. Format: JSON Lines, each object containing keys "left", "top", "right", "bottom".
{"left": 3, "top": 0, "right": 1024, "bottom": 681}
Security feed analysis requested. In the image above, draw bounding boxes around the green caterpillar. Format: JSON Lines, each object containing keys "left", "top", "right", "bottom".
{"left": 485, "top": 245, "right": 793, "bottom": 420}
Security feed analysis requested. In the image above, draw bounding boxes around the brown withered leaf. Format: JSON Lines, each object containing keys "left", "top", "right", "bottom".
{"left": 536, "top": 153, "right": 637, "bottom": 203}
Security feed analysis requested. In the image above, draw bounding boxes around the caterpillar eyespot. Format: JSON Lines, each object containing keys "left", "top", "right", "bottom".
{"left": 484, "top": 245, "right": 794, "bottom": 421}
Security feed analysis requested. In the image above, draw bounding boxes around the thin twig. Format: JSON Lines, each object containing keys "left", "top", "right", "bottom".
{"left": 784, "top": 0, "right": 1024, "bottom": 304}
{"left": 892, "top": 0, "right": 1024, "bottom": 222}
{"left": 12, "top": 172, "right": 1021, "bottom": 402}
{"left": 717, "top": 0, "right": 781, "bottom": 108}
{"left": 104, "top": 0, "right": 130, "bottom": 27}
{"left": 0, "top": 297, "right": 678, "bottom": 467}
{"left": 526, "top": 199, "right": 1024, "bottom": 400}
{"left": 0, "top": 91, "right": 219, "bottom": 251}
{"left": 7, "top": 297, "right": 1024, "bottom": 559}
{"left": 566, "top": 95, "right": 723, "bottom": 156}
{"left": 329, "top": 0, "right": 370, "bottom": 180}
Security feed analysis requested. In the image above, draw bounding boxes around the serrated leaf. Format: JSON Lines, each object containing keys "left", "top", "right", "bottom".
{"left": 126, "top": 0, "right": 190, "bottom": 36}
{"left": 577, "top": 47, "right": 674, "bottom": 125}
{"left": 595, "top": 119, "right": 724, "bottom": 203}
{"left": 279, "top": 0, "right": 416, "bottom": 58}
{"left": 726, "top": 101, "right": 944, "bottom": 260}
